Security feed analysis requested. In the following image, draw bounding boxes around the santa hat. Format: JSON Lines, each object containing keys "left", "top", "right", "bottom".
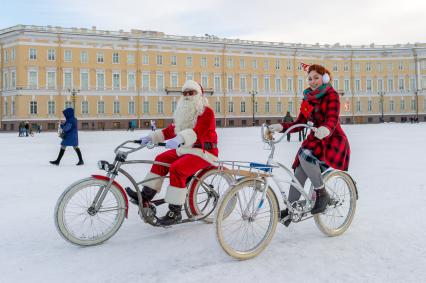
{"left": 182, "top": 80, "right": 203, "bottom": 96}
{"left": 299, "top": 62, "right": 310, "bottom": 72}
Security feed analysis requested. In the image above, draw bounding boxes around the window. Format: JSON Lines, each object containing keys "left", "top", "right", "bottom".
{"left": 356, "top": 100, "right": 361, "bottom": 112}
{"left": 398, "top": 61, "right": 404, "bottom": 71}
{"left": 80, "top": 72, "right": 89, "bottom": 91}
{"left": 287, "top": 78, "right": 293, "bottom": 92}
{"left": 252, "top": 77, "right": 258, "bottom": 91}
{"left": 368, "top": 100, "right": 372, "bottom": 112}
{"left": 11, "top": 71, "right": 16, "bottom": 89}
{"left": 389, "top": 100, "right": 395, "bottom": 112}
{"left": 264, "top": 77, "right": 270, "bottom": 92}
{"left": 240, "top": 77, "right": 247, "bottom": 92}
{"left": 171, "top": 73, "right": 178, "bottom": 87}
{"left": 410, "top": 78, "right": 416, "bottom": 91}
{"left": 96, "top": 72, "right": 105, "bottom": 90}
{"left": 186, "top": 56, "right": 193, "bottom": 66}
{"left": 127, "top": 54, "right": 135, "bottom": 64}
{"left": 29, "top": 48, "right": 37, "bottom": 60}
{"left": 156, "top": 72, "right": 164, "bottom": 91}
{"left": 157, "top": 101, "right": 164, "bottom": 114}
{"left": 377, "top": 63, "right": 383, "bottom": 72}
{"left": 398, "top": 78, "right": 404, "bottom": 91}
{"left": 128, "top": 101, "right": 135, "bottom": 115}
{"left": 344, "top": 79, "right": 350, "bottom": 92}
{"left": 47, "top": 71, "right": 56, "bottom": 89}
{"left": 276, "top": 78, "right": 282, "bottom": 93}
{"left": 82, "top": 101, "right": 89, "bottom": 114}
{"left": 252, "top": 59, "right": 257, "bottom": 69}
{"left": 97, "top": 101, "right": 105, "bottom": 114}
{"left": 80, "top": 51, "right": 88, "bottom": 63}
{"left": 97, "top": 52, "right": 104, "bottom": 63}
{"left": 185, "top": 73, "right": 193, "bottom": 81}
{"left": 227, "top": 76, "right": 234, "bottom": 92}
{"left": 377, "top": 79, "right": 383, "bottom": 91}
{"left": 344, "top": 63, "right": 349, "bottom": 72}
{"left": 265, "top": 101, "right": 270, "bottom": 113}
{"left": 29, "top": 71, "right": 38, "bottom": 89}
{"left": 366, "top": 79, "right": 372, "bottom": 92}
{"left": 48, "top": 101, "right": 55, "bottom": 115}
{"left": 64, "top": 72, "right": 72, "bottom": 89}
{"left": 240, "top": 101, "right": 246, "bottom": 113}
{"left": 214, "top": 75, "right": 221, "bottom": 92}
{"left": 286, "top": 60, "right": 292, "bottom": 71}
{"left": 11, "top": 48, "right": 15, "bottom": 61}
{"left": 333, "top": 63, "right": 338, "bottom": 72}
{"left": 275, "top": 59, "right": 280, "bottom": 70}
{"left": 240, "top": 58, "right": 245, "bottom": 69}
{"left": 48, "top": 49, "right": 56, "bottom": 61}
{"left": 276, "top": 101, "right": 282, "bottom": 113}
{"left": 128, "top": 73, "right": 135, "bottom": 91}
{"left": 171, "top": 101, "right": 177, "bottom": 113}
{"left": 215, "top": 101, "right": 221, "bottom": 113}
{"left": 228, "top": 101, "right": 234, "bottom": 113}
{"left": 156, "top": 55, "right": 163, "bottom": 65}
{"left": 142, "top": 54, "right": 149, "bottom": 65}
{"left": 354, "top": 63, "right": 360, "bottom": 72}
{"left": 171, "top": 55, "right": 177, "bottom": 66}
{"left": 387, "top": 79, "right": 394, "bottom": 91}
{"left": 411, "top": 99, "right": 417, "bottom": 111}
{"left": 387, "top": 63, "right": 393, "bottom": 72}
{"left": 201, "top": 74, "right": 208, "bottom": 88}
{"left": 143, "top": 101, "right": 149, "bottom": 113}
{"left": 113, "top": 73, "right": 120, "bottom": 90}
{"left": 64, "top": 50, "right": 72, "bottom": 62}
{"left": 11, "top": 100, "right": 15, "bottom": 115}
{"left": 366, "top": 63, "right": 371, "bottom": 72}
{"left": 142, "top": 73, "right": 150, "bottom": 91}
{"left": 227, "top": 57, "right": 233, "bottom": 68}
{"left": 334, "top": 79, "right": 339, "bottom": 90}
{"left": 113, "top": 101, "right": 120, "bottom": 114}
{"left": 400, "top": 99, "right": 405, "bottom": 111}
{"left": 288, "top": 101, "right": 293, "bottom": 113}
{"left": 201, "top": 57, "right": 208, "bottom": 68}
{"left": 355, "top": 79, "right": 361, "bottom": 92}
{"left": 214, "top": 57, "right": 220, "bottom": 67}
{"left": 264, "top": 59, "right": 269, "bottom": 71}
{"left": 30, "top": 101, "right": 37, "bottom": 114}
{"left": 112, "top": 53, "right": 119, "bottom": 64}
{"left": 65, "top": 101, "right": 73, "bottom": 109}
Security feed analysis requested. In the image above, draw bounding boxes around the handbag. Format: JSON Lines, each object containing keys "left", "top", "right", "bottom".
{"left": 58, "top": 129, "right": 66, "bottom": 139}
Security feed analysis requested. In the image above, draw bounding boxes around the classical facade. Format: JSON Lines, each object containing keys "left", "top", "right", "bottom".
{"left": 1, "top": 24, "right": 425, "bottom": 131}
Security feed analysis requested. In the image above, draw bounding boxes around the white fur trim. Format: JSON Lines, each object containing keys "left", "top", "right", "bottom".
{"left": 141, "top": 172, "right": 164, "bottom": 192}
{"left": 176, "top": 147, "right": 218, "bottom": 165}
{"left": 182, "top": 80, "right": 202, "bottom": 95}
{"left": 178, "top": 129, "right": 197, "bottom": 147}
{"left": 165, "top": 185, "right": 187, "bottom": 205}
{"left": 150, "top": 129, "right": 165, "bottom": 144}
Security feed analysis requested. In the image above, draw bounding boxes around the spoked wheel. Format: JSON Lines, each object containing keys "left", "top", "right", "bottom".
{"left": 215, "top": 179, "right": 279, "bottom": 260}
{"left": 314, "top": 171, "right": 357, "bottom": 236}
{"left": 186, "top": 169, "right": 234, "bottom": 223}
{"left": 54, "top": 177, "right": 127, "bottom": 246}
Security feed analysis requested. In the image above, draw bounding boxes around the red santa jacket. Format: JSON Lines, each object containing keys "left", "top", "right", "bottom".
{"left": 150, "top": 106, "right": 218, "bottom": 164}
{"left": 281, "top": 87, "right": 350, "bottom": 171}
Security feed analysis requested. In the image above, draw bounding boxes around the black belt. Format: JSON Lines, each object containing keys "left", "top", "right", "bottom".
{"left": 193, "top": 142, "right": 217, "bottom": 150}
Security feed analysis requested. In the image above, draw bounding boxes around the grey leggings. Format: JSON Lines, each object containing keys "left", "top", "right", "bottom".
{"left": 288, "top": 156, "right": 324, "bottom": 203}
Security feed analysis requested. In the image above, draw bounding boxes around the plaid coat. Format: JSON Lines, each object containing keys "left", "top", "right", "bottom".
{"left": 281, "top": 87, "right": 350, "bottom": 171}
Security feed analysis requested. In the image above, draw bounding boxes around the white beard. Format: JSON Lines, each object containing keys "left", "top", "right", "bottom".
{"left": 173, "top": 94, "right": 208, "bottom": 134}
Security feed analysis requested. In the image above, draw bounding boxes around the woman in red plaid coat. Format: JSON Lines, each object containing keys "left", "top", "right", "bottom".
{"left": 268, "top": 64, "right": 350, "bottom": 224}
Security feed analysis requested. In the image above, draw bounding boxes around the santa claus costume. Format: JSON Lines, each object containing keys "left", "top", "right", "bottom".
{"left": 126, "top": 80, "right": 218, "bottom": 225}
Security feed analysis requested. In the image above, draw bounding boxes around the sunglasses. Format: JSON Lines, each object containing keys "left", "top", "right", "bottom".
{"left": 182, "top": 90, "right": 196, "bottom": 96}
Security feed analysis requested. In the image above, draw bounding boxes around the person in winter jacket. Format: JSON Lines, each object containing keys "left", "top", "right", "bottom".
{"left": 50, "top": 108, "right": 84, "bottom": 166}
{"left": 283, "top": 111, "right": 294, "bottom": 142}
{"left": 268, "top": 63, "right": 350, "bottom": 225}
{"left": 125, "top": 80, "right": 218, "bottom": 226}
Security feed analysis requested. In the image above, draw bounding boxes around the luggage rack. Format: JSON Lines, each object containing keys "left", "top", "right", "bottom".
{"left": 215, "top": 160, "right": 277, "bottom": 178}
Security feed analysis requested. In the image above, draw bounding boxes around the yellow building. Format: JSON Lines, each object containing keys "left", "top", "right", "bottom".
{"left": 1, "top": 24, "right": 425, "bottom": 131}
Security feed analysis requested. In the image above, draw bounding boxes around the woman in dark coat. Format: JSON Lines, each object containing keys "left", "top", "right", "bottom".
{"left": 268, "top": 64, "right": 350, "bottom": 224}
{"left": 50, "top": 108, "right": 84, "bottom": 166}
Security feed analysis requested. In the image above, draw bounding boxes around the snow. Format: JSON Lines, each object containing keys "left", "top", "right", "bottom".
{"left": 1, "top": 123, "right": 425, "bottom": 283}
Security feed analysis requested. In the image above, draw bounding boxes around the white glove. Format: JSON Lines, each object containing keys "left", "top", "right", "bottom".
{"left": 165, "top": 135, "right": 184, "bottom": 149}
{"left": 135, "top": 136, "right": 152, "bottom": 145}
{"left": 268, "top": 124, "right": 284, "bottom": 133}
{"left": 313, "top": 126, "right": 330, "bottom": 140}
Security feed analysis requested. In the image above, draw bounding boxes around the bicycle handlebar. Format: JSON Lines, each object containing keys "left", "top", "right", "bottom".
{"left": 261, "top": 122, "right": 315, "bottom": 144}
{"left": 113, "top": 140, "right": 166, "bottom": 155}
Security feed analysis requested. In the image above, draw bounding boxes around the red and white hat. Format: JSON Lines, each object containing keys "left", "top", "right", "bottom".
{"left": 182, "top": 80, "right": 203, "bottom": 95}
{"left": 299, "top": 62, "right": 311, "bottom": 72}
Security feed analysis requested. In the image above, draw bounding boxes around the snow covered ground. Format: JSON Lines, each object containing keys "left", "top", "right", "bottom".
{"left": 1, "top": 123, "right": 425, "bottom": 283}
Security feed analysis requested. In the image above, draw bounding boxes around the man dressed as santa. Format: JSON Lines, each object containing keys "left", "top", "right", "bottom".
{"left": 126, "top": 80, "right": 218, "bottom": 226}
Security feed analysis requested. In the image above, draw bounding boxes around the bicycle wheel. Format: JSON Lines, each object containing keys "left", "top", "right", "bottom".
{"left": 186, "top": 169, "right": 234, "bottom": 223}
{"left": 215, "top": 179, "right": 279, "bottom": 260}
{"left": 54, "top": 177, "right": 127, "bottom": 246}
{"left": 314, "top": 171, "right": 357, "bottom": 236}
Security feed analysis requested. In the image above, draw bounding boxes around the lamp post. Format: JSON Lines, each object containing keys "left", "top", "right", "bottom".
{"left": 249, "top": 90, "right": 258, "bottom": 126}
{"left": 68, "top": 88, "right": 80, "bottom": 109}
{"left": 378, "top": 91, "right": 385, "bottom": 123}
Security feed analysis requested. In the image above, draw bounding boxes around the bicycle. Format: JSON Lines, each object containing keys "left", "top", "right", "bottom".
{"left": 215, "top": 123, "right": 358, "bottom": 260}
{"left": 54, "top": 141, "right": 234, "bottom": 246}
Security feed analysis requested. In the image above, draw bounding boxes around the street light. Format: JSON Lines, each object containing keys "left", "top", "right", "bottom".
{"left": 378, "top": 91, "right": 385, "bottom": 123}
{"left": 249, "top": 90, "right": 258, "bottom": 126}
{"left": 68, "top": 88, "right": 80, "bottom": 109}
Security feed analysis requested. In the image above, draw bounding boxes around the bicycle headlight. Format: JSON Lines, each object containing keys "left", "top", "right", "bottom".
{"left": 97, "top": 160, "right": 109, "bottom": 171}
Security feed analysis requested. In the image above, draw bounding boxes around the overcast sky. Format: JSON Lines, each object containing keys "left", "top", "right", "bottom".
{"left": 1, "top": 0, "right": 425, "bottom": 45}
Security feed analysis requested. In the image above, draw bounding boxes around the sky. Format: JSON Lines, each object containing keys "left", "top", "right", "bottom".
{"left": 1, "top": 0, "right": 425, "bottom": 45}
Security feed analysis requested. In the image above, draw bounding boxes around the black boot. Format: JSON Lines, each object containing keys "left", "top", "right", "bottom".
{"left": 50, "top": 148, "right": 65, "bottom": 166}
{"left": 125, "top": 186, "right": 157, "bottom": 206}
{"left": 311, "top": 187, "right": 330, "bottom": 214}
{"left": 279, "top": 209, "right": 292, "bottom": 227}
{"left": 158, "top": 204, "right": 182, "bottom": 226}
{"left": 74, "top": 147, "right": 84, "bottom": 165}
